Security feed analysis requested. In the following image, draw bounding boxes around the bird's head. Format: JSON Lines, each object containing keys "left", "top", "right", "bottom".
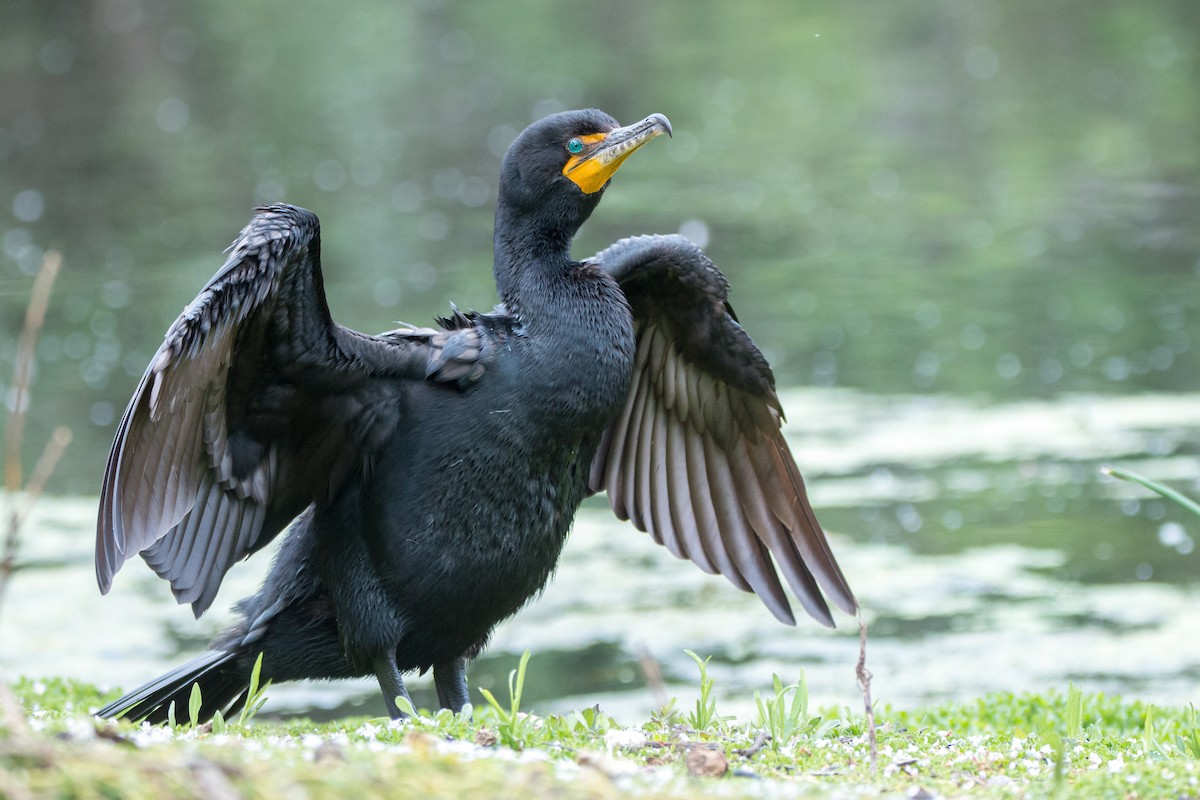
{"left": 497, "top": 109, "right": 672, "bottom": 237}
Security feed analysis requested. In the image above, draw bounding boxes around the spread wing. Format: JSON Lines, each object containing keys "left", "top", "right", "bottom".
{"left": 587, "top": 235, "right": 857, "bottom": 627}
{"left": 96, "top": 204, "right": 485, "bottom": 616}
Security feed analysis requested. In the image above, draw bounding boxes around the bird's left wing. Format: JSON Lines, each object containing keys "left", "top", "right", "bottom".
{"left": 587, "top": 235, "right": 857, "bottom": 627}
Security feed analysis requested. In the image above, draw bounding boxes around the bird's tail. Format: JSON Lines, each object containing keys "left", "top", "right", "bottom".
{"left": 96, "top": 650, "right": 256, "bottom": 725}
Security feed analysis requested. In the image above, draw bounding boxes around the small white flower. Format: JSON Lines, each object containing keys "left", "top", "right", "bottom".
{"left": 603, "top": 728, "right": 647, "bottom": 752}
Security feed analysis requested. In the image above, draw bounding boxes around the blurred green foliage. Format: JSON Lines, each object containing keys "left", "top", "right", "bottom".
{"left": 1, "top": 1, "right": 1197, "bottom": 492}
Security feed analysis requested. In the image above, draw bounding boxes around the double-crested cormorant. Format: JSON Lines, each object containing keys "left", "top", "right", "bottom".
{"left": 95, "top": 110, "right": 857, "bottom": 723}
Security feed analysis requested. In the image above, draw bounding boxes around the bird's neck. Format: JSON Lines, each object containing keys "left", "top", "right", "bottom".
{"left": 492, "top": 205, "right": 578, "bottom": 318}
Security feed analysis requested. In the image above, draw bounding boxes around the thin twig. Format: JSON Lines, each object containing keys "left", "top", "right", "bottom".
{"left": 13, "top": 427, "right": 73, "bottom": 532}
{"left": 4, "top": 250, "right": 61, "bottom": 492}
{"left": 856, "top": 614, "right": 877, "bottom": 769}
{"left": 637, "top": 644, "right": 669, "bottom": 709}
{"left": 0, "top": 251, "right": 69, "bottom": 618}
{"left": 0, "top": 427, "right": 73, "bottom": 608}
{"left": 736, "top": 731, "right": 771, "bottom": 759}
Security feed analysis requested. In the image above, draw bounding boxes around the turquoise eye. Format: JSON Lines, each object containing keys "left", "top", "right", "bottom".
{"left": 566, "top": 137, "right": 584, "bottom": 154}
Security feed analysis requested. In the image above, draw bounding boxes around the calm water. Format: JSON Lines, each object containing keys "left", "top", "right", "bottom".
{"left": 5, "top": 390, "right": 1200, "bottom": 719}
{"left": 1, "top": 2, "right": 1199, "bottom": 717}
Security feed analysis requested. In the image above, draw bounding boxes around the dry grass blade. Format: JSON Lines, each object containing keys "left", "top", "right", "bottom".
{"left": 4, "top": 250, "right": 61, "bottom": 492}
{"left": 637, "top": 645, "right": 669, "bottom": 709}
{"left": 0, "top": 250, "right": 69, "bottom": 613}
{"left": 856, "top": 614, "right": 878, "bottom": 769}
{"left": 11, "top": 427, "right": 72, "bottom": 536}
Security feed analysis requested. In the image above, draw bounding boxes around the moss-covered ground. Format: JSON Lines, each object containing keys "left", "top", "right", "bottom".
{"left": 3, "top": 670, "right": 1199, "bottom": 799}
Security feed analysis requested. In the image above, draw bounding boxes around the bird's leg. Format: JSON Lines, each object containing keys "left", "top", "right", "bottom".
{"left": 373, "top": 650, "right": 412, "bottom": 719}
{"left": 433, "top": 657, "right": 470, "bottom": 712}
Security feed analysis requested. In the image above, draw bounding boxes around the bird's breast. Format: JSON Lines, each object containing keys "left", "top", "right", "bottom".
{"left": 350, "top": 279, "right": 635, "bottom": 637}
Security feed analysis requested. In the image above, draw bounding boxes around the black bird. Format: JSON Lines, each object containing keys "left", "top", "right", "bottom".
{"left": 95, "top": 110, "right": 857, "bottom": 723}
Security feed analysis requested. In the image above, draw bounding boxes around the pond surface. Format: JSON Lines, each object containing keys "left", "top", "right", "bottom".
{"left": 4, "top": 389, "right": 1199, "bottom": 720}
{"left": 1, "top": 2, "right": 1199, "bottom": 718}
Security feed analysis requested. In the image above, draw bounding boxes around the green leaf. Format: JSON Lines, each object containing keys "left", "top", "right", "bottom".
{"left": 792, "top": 669, "right": 809, "bottom": 725}
{"left": 510, "top": 649, "right": 531, "bottom": 717}
{"left": 394, "top": 695, "right": 417, "bottom": 718}
{"left": 238, "top": 653, "right": 271, "bottom": 727}
{"left": 1144, "top": 704, "right": 1158, "bottom": 757}
{"left": 1175, "top": 705, "right": 1200, "bottom": 758}
{"left": 1066, "top": 683, "right": 1083, "bottom": 740}
{"left": 478, "top": 687, "right": 504, "bottom": 717}
{"left": 187, "top": 682, "right": 203, "bottom": 730}
{"left": 683, "top": 650, "right": 720, "bottom": 732}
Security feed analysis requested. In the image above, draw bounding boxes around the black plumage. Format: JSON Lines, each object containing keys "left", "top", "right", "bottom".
{"left": 95, "top": 109, "right": 857, "bottom": 723}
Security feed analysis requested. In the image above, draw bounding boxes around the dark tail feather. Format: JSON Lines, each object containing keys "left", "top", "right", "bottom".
{"left": 97, "top": 650, "right": 252, "bottom": 725}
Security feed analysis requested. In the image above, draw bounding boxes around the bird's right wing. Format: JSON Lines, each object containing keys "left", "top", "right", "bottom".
{"left": 96, "top": 204, "right": 485, "bottom": 617}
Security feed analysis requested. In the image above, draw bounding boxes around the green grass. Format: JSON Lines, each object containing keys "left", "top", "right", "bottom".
{"left": 5, "top": 663, "right": 1200, "bottom": 799}
{"left": 1103, "top": 466, "right": 1200, "bottom": 518}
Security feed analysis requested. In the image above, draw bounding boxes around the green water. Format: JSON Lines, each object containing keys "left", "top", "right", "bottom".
{"left": 5, "top": 391, "right": 1200, "bottom": 719}
{"left": 1, "top": 2, "right": 1198, "bottom": 717}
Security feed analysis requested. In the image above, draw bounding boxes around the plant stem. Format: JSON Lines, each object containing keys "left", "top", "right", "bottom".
{"left": 1102, "top": 466, "right": 1200, "bottom": 518}
{"left": 0, "top": 251, "right": 69, "bottom": 620}
{"left": 857, "top": 615, "right": 877, "bottom": 770}
{"left": 4, "top": 251, "right": 61, "bottom": 492}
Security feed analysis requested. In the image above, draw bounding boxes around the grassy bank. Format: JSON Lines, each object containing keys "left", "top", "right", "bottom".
{"left": 3, "top": 668, "right": 1199, "bottom": 799}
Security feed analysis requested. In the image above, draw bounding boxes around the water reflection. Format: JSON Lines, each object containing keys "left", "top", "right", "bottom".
{"left": 3, "top": 391, "right": 1198, "bottom": 719}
